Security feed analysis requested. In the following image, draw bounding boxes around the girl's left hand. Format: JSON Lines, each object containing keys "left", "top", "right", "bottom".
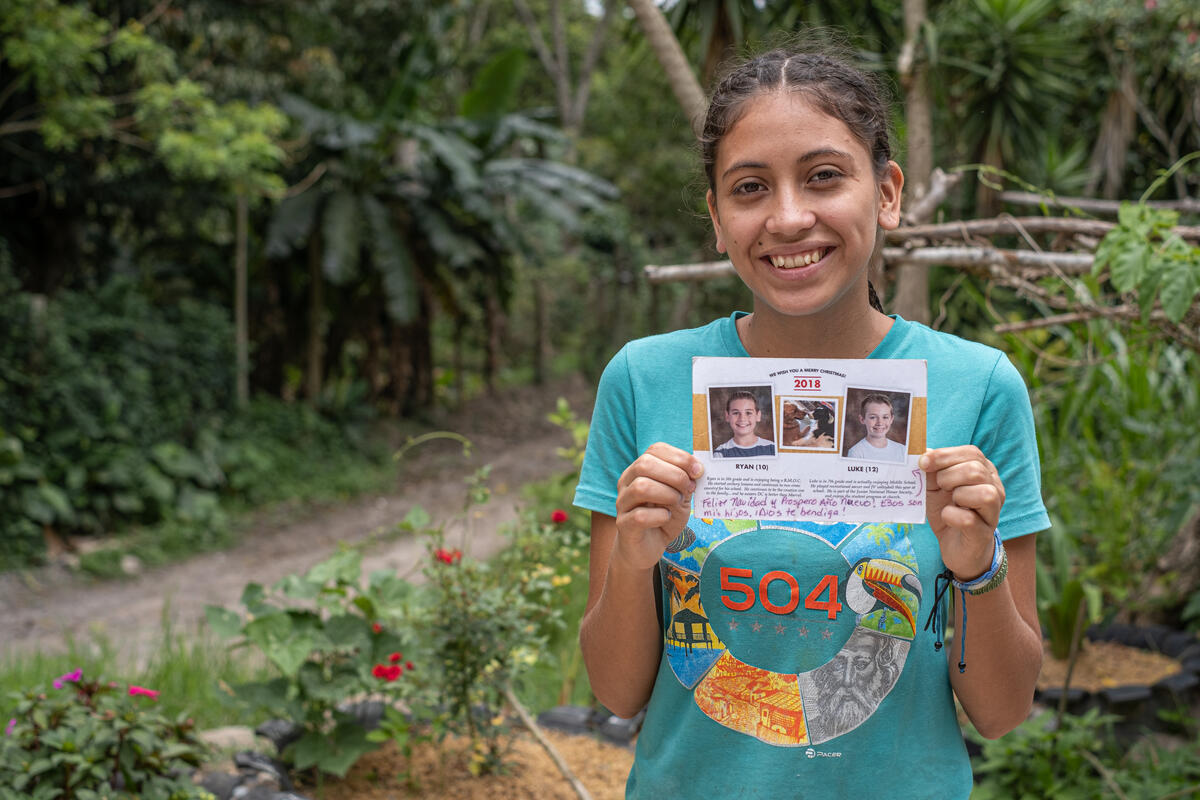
{"left": 920, "top": 446, "right": 1006, "bottom": 581}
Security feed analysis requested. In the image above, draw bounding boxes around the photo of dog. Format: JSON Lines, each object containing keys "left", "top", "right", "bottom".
{"left": 778, "top": 398, "right": 839, "bottom": 451}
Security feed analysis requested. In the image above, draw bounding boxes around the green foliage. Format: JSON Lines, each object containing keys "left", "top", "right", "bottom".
{"left": 206, "top": 546, "right": 422, "bottom": 778}
{"left": 1035, "top": 524, "right": 1102, "bottom": 661}
{"left": 1092, "top": 154, "right": 1200, "bottom": 324}
{"left": 971, "top": 710, "right": 1115, "bottom": 799}
{"left": 1008, "top": 322, "right": 1200, "bottom": 619}
{"left": 972, "top": 710, "right": 1200, "bottom": 798}
{"left": 0, "top": 671, "right": 211, "bottom": 800}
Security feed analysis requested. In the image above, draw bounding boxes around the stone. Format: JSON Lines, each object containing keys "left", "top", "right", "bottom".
{"left": 196, "top": 771, "right": 241, "bottom": 800}
{"left": 255, "top": 719, "right": 304, "bottom": 754}
{"left": 233, "top": 751, "right": 293, "bottom": 791}
{"left": 200, "top": 726, "right": 258, "bottom": 752}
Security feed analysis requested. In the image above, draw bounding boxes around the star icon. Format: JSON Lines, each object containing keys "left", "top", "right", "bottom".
{"left": 728, "top": 620, "right": 739, "bottom": 631}
{"left": 821, "top": 628, "right": 833, "bottom": 640}
{"left": 775, "top": 623, "right": 787, "bottom": 635}
{"left": 797, "top": 625, "right": 809, "bottom": 638}
{"left": 751, "top": 621, "right": 763, "bottom": 632}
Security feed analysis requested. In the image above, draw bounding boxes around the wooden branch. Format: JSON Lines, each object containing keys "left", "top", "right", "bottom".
{"left": 882, "top": 246, "right": 1093, "bottom": 273}
{"left": 644, "top": 260, "right": 734, "bottom": 284}
{"left": 503, "top": 682, "right": 593, "bottom": 800}
{"left": 513, "top": 0, "right": 561, "bottom": 88}
{"left": 0, "top": 180, "right": 43, "bottom": 200}
{"left": 901, "top": 167, "right": 960, "bottom": 225}
{"left": 570, "top": 0, "right": 614, "bottom": 130}
{"left": 999, "top": 190, "right": 1200, "bottom": 216}
{"left": 890, "top": 217, "right": 1111, "bottom": 242}
{"left": 272, "top": 161, "right": 327, "bottom": 199}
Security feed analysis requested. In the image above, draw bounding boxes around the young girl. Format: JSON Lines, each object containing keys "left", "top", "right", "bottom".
{"left": 573, "top": 46, "right": 1048, "bottom": 799}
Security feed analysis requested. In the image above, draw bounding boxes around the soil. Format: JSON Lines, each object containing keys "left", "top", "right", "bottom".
{"left": 0, "top": 376, "right": 595, "bottom": 665}
{"left": 1036, "top": 639, "right": 1182, "bottom": 693}
{"left": 292, "top": 730, "right": 633, "bottom": 800}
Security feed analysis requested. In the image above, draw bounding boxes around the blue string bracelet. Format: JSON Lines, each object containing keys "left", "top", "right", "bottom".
{"left": 923, "top": 530, "right": 1007, "bottom": 673}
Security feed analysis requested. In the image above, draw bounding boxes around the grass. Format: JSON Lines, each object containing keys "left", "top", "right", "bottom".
{"left": 0, "top": 617, "right": 275, "bottom": 731}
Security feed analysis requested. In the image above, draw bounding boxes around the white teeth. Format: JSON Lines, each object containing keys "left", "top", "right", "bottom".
{"left": 770, "top": 249, "right": 825, "bottom": 269}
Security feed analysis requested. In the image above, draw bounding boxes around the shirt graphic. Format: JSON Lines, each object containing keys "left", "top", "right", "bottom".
{"left": 660, "top": 516, "right": 922, "bottom": 746}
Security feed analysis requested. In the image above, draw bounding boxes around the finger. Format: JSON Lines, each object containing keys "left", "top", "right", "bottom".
{"left": 645, "top": 442, "right": 705, "bottom": 479}
{"left": 928, "top": 460, "right": 1003, "bottom": 496}
{"left": 948, "top": 484, "right": 1003, "bottom": 529}
{"left": 615, "top": 474, "right": 691, "bottom": 514}
{"left": 618, "top": 454, "right": 695, "bottom": 498}
{"left": 937, "top": 504, "right": 994, "bottom": 538}
{"left": 919, "top": 445, "right": 991, "bottom": 474}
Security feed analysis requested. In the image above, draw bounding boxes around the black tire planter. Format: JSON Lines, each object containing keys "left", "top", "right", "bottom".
{"left": 1035, "top": 623, "right": 1200, "bottom": 741}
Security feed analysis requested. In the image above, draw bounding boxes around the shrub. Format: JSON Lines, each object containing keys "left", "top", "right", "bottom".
{"left": 205, "top": 546, "right": 423, "bottom": 778}
{"left": 0, "top": 669, "right": 211, "bottom": 800}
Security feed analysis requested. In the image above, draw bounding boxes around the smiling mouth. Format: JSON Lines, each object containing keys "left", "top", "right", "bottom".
{"left": 768, "top": 247, "right": 833, "bottom": 269}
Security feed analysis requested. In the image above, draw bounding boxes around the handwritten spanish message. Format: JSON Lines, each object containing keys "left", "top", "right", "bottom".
{"left": 692, "top": 356, "right": 927, "bottom": 523}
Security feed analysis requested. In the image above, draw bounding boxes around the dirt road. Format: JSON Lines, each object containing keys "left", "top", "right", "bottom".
{"left": 0, "top": 378, "right": 593, "bottom": 664}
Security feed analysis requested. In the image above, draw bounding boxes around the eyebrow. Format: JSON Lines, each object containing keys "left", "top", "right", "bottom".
{"left": 720, "top": 148, "right": 855, "bottom": 180}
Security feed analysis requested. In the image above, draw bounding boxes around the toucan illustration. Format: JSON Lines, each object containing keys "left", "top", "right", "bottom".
{"left": 845, "top": 559, "right": 921, "bottom": 635}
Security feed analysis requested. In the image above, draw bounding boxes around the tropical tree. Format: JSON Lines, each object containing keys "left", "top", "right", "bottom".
{"left": 933, "top": 0, "right": 1088, "bottom": 214}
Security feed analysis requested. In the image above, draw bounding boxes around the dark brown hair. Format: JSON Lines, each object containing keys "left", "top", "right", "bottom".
{"left": 700, "top": 48, "right": 894, "bottom": 191}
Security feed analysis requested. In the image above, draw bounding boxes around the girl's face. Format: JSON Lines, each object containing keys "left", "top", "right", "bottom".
{"left": 706, "top": 91, "right": 902, "bottom": 322}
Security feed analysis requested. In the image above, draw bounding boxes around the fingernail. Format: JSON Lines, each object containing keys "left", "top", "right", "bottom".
{"left": 691, "top": 461, "right": 704, "bottom": 478}
{"left": 918, "top": 454, "right": 930, "bottom": 470}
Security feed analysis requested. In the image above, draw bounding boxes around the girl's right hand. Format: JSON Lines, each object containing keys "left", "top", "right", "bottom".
{"left": 612, "top": 443, "right": 704, "bottom": 572}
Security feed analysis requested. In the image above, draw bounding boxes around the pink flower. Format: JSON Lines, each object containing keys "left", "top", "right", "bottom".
{"left": 128, "top": 685, "right": 159, "bottom": 700}
{"left": 4, "top": 718, "right": 15, "bottom": 736}
{"left": 53, "top": 668, "right": 82, "bottom": 689}
{"left": 1144, "top": 0, "right": 1157, "bottom": 9}
{"left": 551, "top": 509, "right": 568, "bottom": 524}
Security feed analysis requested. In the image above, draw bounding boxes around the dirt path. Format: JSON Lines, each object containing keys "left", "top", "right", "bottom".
{"left": 0, "top": 378, "right": 594, "bottom": 664}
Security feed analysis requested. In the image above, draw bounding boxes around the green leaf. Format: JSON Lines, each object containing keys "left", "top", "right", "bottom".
{"left": 204, "top": 605, "right": 243, "bottom": 639}
{"left": 459, "top": 48, "right": 528, "bottom": 119}
{"left": 1108, "top": 238, "right": 1151, "bottom": 293}
{"left": 325, "top": 613, "right": 370, "bottom": 650}
{"left": 321, "top": 191, "right": 362, "bottom": 284}
{"left": 265, "top": 188, "right": 321, "bottom": 258}
{"left": 1160, "top": 260, "right": 1200, "bottom": 323}
{"left": 306, "top": 548, "right": 361, "bottom": 586}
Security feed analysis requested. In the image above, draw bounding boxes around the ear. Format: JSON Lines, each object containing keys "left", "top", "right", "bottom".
{"left": 877, "top": 161, "right": 904, "bottom": 230}
{"left": 707, "top": 189, "right": 727, "bottom": 253}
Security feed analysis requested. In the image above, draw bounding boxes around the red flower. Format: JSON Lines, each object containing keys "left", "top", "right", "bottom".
{"left": 551, "top": 509, "right": 568, "bottom": 524}
{"left": 372, "top": 622, "right": 383, "bottom": 634}
{"left": 405, "top": 661, "right": 414, "bottom": 670}
{"left": 372, "top": 664, "right": 387, "bottom": 678}
{"left": 388, "top": 652, "right": 403, "bottom": 663}
{"left": 385, "top": 665, "right": 402, "bottom": 682}
{"left": 1144, "top": 0, "right": 1157, "bottom": 9}
{"left": 434, "top": 547, "right": 462, "bottom": 564}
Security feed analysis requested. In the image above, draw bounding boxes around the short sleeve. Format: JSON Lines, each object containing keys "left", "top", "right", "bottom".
{"left": 974, "top": 355, "right": 1051, "bottom": 540}
{"left": 573, "top": 347, "right": 638, "bottom": 518}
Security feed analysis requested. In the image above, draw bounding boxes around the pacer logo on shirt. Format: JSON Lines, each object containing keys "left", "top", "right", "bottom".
{"left": 659, "top": 517, "right": 923, "bottom": 748}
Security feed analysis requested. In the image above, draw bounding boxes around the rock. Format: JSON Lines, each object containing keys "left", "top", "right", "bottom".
{"left": 196, "top": 771, "right": 241, "bottom": 800}
{"left": 233, "top": 751, "right": 293, "bottom": 791}
{"left": 200, "top": 726, "right": 258, "bottom": 752}
{"left": 120, "top": 554, "right": 143, "bottom": 576}
{"left": 255, "top": 719, "right": 303, "bottom": 754}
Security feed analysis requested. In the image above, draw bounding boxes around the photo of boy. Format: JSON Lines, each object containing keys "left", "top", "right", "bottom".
{"left": 844, "top": 391, "right": 910, "bottom": 463}
{"left": 711, "top": 388, "right": 775, "bottom": 458}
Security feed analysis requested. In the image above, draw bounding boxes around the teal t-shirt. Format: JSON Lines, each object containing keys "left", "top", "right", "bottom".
{"left": 574, "top": 313, "right": 1050, "bottom": 800}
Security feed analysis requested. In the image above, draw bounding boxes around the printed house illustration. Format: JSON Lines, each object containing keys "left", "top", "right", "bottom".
{"left": 668, "top": 607, "right": 717, "bottom": 653}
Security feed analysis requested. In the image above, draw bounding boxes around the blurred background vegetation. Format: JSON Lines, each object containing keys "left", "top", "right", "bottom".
{"left": 2, "top": 0, "right": 1199, "bottom": 637}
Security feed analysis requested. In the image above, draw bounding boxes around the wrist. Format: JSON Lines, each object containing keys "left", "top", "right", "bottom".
{"left": 951, "top": 530, "right": 1008, "bottom": 595}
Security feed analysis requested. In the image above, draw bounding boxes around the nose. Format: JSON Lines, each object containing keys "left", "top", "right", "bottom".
{"left": 766, "top": 186, "right": 816, "bottom": 235}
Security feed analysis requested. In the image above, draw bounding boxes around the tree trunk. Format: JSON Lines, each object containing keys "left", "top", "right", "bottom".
{"left": 235, "top": 193, "right": 249, "bottom": 408}
{"left": 1085, "top": 63, "right": 1137, "bottom": 200}
{"left": 893, "top": 0, "right": 934, "bottom": 324}
{"left": 304, "top": 230, "right": 324, "bottom": 405}
{"left": 626, "top": 0, "right": 707, "bottom": 137}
